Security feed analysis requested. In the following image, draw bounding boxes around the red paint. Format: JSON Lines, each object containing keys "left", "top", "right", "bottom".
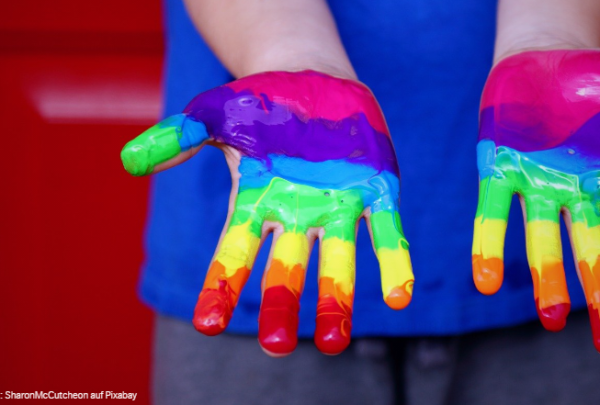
{"left": 314, "top": 296, "right": 352, "bottom": 355}
{"left": 226, "top": 71, "right": 389, "bottom": 135}
{"left": 194, "top": 261, "right": 251, "bottom": 335}
{"left": 258, "top": 285, "right": 300, "bottom": 356}
{"left": 529, "top": 262, "right": 570, "bottom": 332}
{"left": 578, "top": 259, "right": 600, "bottom": 351}
{"left": 535, "top": 300, "right": 570, "bottom": 332}
{"left": 587, "top": 304, "right": 600, "bottom": 352}
{"left": 472, "top": 254, "right": 503, "bottom": 295}
{"left": 193, "top": 283, "right": 233, "bottom": 336}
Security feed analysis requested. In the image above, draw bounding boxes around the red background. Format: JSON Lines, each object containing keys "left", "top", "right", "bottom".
{"left": 0, "top": 1, "right": 163, "bottom": 403}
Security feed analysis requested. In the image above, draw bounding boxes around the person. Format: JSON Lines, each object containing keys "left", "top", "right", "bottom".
{"left": 124, "top": 0, "right": 600, "bottom": 403}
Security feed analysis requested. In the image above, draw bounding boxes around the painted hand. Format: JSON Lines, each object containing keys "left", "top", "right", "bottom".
{"left": 473, "top": 50, "right": 600, "bottom": 350}
{"left": 121, "top": 71, "right": 414, "bottom": 356}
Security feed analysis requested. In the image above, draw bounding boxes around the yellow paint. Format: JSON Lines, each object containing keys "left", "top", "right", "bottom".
{"left": 472, "top": 216, "right": 507, "bottom": 259}
{"left": 320, "top": 237, "right": 355, "bottom": 296}
{"left": 377, "top": 246, "right": 413, "bottom": 297}
{"left": 571, "top": 222, "right": 600, "bottom": 269}
{"left": 272, "top": 232, "right": 309, "bottom": 267}
{"left": 215, "top": 222, "right": 260, "bottom": 277}
{"left": 525, "top": 220, "right": 562, "bottom": 275}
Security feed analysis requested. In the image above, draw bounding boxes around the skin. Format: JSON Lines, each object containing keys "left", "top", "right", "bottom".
{"left": 474, "top": 0, "right": 600, "bottom": 350}
{"left": 494, "top": 0, "right": 600, "bottom": 64}
{"left": 125, "top": 0, "right": 600, "bottom": 356}
{"left": 121, "top": 71, "right": 414, "bottom": 356}
{"left": 182, "top": 0, "right": 356, "bottom": 80}
{"left": 123, "top": 0, "right": 404, "bottom": 358}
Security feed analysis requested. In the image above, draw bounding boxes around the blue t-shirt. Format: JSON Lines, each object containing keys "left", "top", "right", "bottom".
{"left": 139, "top": 0, "right": 587, "bottom": 336}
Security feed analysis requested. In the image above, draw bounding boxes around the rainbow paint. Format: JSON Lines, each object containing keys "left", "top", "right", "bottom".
{"left": 473, "top": 50, "right": 600, "bottom": 350}
{"left": 121, "top": 71, "right": 414, "bottom": 356}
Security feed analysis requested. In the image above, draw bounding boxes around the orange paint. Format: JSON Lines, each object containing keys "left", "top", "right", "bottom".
{"left": 472, "top": 254, "right": 503, "bottom": 295}
{"left": 530, "top": 261, "right": 570, "bottom": 332}
{"left": 314, "top": 276, "right": 353, "bottom": 355}
{"left": 263, "top": 259, "right": 305, "bottom": 293}
{"left": 385, "top": 280, "right": 413, "bottom": 310}
{"left": 192, "top": 260, "right": 251, "bottom": 336}
{"left": 579, "top": 258, "right": 600, "bottom": 350}
{"left": 258, "top": 259, "right": 306, "bottom": 356}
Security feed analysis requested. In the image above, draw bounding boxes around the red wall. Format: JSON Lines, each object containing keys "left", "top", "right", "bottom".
{"left": 0, "top": 2, "right": 163, "bottom": 403}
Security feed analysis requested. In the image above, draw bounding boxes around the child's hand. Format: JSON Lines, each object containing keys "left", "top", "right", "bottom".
{"left": 473, "top": 50, "right": 600, "bottom": 351}
{"left": 121, "top": 71, "right": 414, "bottom": 356}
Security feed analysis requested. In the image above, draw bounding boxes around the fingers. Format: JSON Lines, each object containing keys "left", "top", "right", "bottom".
{"left": 314, "top": 223, "right": 356, "bottom": 355}
{"left": 472, "top": 174, "right": 512, "bottom": 295}
{"left": 121, "top": 114, "right": 209, "bottom": 176}
{"left": 193, "top": 219, "right": 262, "bottom": 336}
{"left": 258, "top": 232, "right": 310, "bottom": 357}
{"left": 566, "top": 199, "right": 600, "bottom": 351}
{"left": 524, "top": 197, "right": 570, "bottom": 332}
{"left": 368, "top": 210, "right": 413, "bottom": 310}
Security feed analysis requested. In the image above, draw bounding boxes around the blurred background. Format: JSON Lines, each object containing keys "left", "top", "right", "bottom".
{"left": 0, "top": 1, "right": 164, "bottom": 402}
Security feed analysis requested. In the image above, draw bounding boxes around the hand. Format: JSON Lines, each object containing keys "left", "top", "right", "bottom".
{"left": 121, "top": 71, "right": 414, "bottom": 356}
{"left": 472, "top": 50, "right": 600, "bottom": 350}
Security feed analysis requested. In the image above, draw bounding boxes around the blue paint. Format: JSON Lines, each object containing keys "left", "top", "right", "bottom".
{"left": 238, "top": 155, "right": 400, "bottom": 213}
{"left": 476, "top": 139, "right": 496, "bottom": 179}
{"left": 159, "top": 113, "right": 210, "bottom": 152}
{"left": 179, "top": 115, "right": 210, "bottom": 151}
{"left": 523, "top": 146, "right": 600, "bottom": 175}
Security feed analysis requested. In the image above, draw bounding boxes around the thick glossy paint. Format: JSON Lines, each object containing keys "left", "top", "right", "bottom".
{"left": 225, "top": 70, "right": 389, "bottom": 134}
{"left": 259, "top": 232, "right": 308, "bottom": 355}
{"left": 315, "top": 237, "right": 355, "bottom": 354}
{"left": 123, "top": 71, "right": 414, "bottom": 355}
{"left": 184, "top": 72, "right": 398, "bottom": 175}
{"left": 474, "top": 50, "right": 600, "bottom": 350}
{"left": 193, "top": 222, "right": 260, "bottom": 335}
{"left": 121, "top": 114, "right": 209, "bottom": 176}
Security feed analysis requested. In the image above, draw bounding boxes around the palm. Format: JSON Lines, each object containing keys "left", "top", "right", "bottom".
{"left": 472, "top": 50, "right": 600, "bottom": 351}
{"left": 122, "top": 71, "right": 414, "bottom": 356}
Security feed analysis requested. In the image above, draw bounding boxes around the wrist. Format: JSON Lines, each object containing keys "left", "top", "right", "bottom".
{"left": 493, "top": 33, "right": 598, "bottom": 66}
{"left": 494, "top": 0, "right": 600, "bottom": 66}
{"left": 236, "top": 48, "right": 357, "bottom": 81}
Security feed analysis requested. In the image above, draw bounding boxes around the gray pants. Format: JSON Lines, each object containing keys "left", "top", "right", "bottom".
{"left": 153, "top": 310, "right": 600, "bottom": 405}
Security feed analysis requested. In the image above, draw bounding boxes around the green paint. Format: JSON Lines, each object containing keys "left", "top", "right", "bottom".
{"left": 370, "top": 210, "right": 409, "bottom": 251}
{"left": 121, "top": 121, "right": 183, "bottom": 176}
{"left": 477, "top": 146, "right": 600, "bottom": 227}
{"left": 226, "top": 177, "right": 408, "bottom": 249}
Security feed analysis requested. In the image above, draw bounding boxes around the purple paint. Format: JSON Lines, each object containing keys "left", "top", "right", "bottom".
{"left": 479, "top": 50, "right": 600, "bottom": 158}
{"left": 480, "top": 106, "right": 600, "bottom": 158}
{"left": 182, "top": 79, "right": 399, "bottom": 175}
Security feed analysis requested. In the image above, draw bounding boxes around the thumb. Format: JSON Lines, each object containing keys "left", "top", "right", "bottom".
{"left": 121, "top": 113, "right": 209, "bottom": 176}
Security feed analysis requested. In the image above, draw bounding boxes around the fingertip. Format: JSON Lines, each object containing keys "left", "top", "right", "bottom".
{"left": 258, "top": 286, "right": 300, "bottom": 357}
{"left": 193, "top": 318, "right": 226, "bottom": 336}
{"left": 586, "top": 304, "right": 600, "bottom": 353}
{"left": 472, "top": 255, "right": 503, "bottom": 295}
{"left": 384, "top": 281, "right": 413, "bottom": 310}
{"left": 314, "top": 283, "right": 353, "bottom": 355}
{"left": 121, "top": 143, "right": 152, "bottom": 176}
{"left": 314, "top": 311, "right": 352, "bottom": 355}
{"left": 536, "top": 302, "right": 570, "bottom": 332}
{"left": 193, "top": 289, "right": 231, "bottom": 336}
{"left": 314, "top": 321, "right": 351, "bottom": 356}
{"left": 260, "top": 345, "right": 294, "bottom": 358}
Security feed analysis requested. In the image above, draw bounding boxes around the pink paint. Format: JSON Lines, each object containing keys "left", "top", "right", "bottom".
{"left": 481, "top": 50, "right": 600, "bottom": 150}
{"left": 226, "top": 70, "right": 389, "bottom": 135}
